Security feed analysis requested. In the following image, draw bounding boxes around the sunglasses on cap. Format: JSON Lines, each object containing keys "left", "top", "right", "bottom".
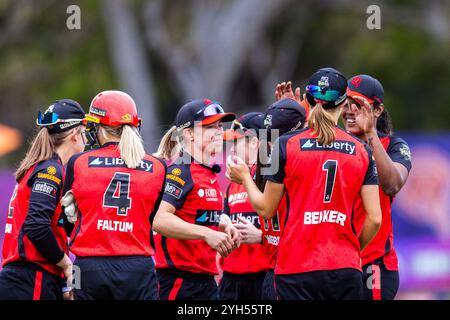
{"left": 36, "top": 110, "right": 85, "bottom": 126}
{"left": 194, "top": 103, "right": 226, "bottom": 120}
{"left": 305, "top": 85, "right": 341, "bottom": 102}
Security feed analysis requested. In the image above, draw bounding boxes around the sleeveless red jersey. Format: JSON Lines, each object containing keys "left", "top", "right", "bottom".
{"left": 266, "top": 127, "right": 378, "bottom": 274}
{"left": 154, "top": 156, "right": 224, "bottom": 275}
{"left": 2, "top": 155, "right": 68, "bottom": 276}
{"left": 220, "top": 165, "right": 271, "bottom": 274}
{"left": 352, "top": 133, "right": 412, "bottom": 270}
{"left": 63, "top": 142, "right": 166, "bottom": 257}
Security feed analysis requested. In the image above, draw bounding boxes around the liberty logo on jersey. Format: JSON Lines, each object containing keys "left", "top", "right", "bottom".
{"left": 300, "top": 138, "right": 356, "bottom": 155}
{"left": 88, "top": 156, "right": 153, "bottom": 172}
{"left": 195, "top": 210, "right": 221, "bottom": 226}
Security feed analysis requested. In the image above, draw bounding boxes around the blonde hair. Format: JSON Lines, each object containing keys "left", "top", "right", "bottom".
{"left": 15, "top": 128, "right": 75, "bottom": 182}
{"left": 153, "top": 125, "right": 181, "bottom": 161}
{"left": 307, "top": 104, "right": 338, "bottom": 146}
{"left": 101, "top": 125, "right": 145, "bottom": 169}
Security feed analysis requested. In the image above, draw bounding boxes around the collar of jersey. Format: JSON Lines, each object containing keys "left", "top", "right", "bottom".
{"left": 175, "top": 151, "right": 217, "bottom": 172}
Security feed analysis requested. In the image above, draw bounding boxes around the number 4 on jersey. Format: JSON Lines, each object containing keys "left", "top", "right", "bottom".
{"left": 103, "top": 172, "right": 132, "bottom": 216}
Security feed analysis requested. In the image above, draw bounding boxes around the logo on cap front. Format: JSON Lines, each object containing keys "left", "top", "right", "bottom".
{"left": 351, "top": 77, "right": 362, "bottom": 88}
{"left": 318, "top": 76, "right": 329, "bottom": 88}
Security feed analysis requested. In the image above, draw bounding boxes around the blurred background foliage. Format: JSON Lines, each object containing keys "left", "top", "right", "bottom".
{"left": 0, "top": 0, "right": 449, "bottom": 168}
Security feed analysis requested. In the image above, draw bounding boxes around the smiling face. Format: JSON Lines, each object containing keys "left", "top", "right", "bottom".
{"left": 342, "top": 97, "right": 365, "bottom": 136}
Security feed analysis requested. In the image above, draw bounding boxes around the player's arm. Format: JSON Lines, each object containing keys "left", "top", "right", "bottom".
{"left": 153, "top": 201, "right": 235, "bottom": 257}
{"left": 61, "top": 154, "right": 78, "bottom": 236}
{"left": 23, "top": 162, "right": 66, "bottom": 264}
{"left": 359, "top": 146, "right": 382, "bottom": 250}
{"left": 227, "top": 136, "right": 286, "bottom": 219}
{"left": 366, "top": 132, "right": 410, "bottom": 196}
{"left": 23, "top": 162, "right": 73, "bottom": 286}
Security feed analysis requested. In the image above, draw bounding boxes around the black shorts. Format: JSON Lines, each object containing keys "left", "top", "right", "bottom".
{"left": 218, "top": 271, "right": 266, "bottom": 300}
{"left": 361, "top": 260, "right": 399, "bottom": 300}
{"left": 0, "top": 262, "right": 65, "bottom": 300}
{"left": 157, "top": 268, "right": 218, "bottom": 300}
{"left": 275, "top": 268, "right": 363, "bottom": 300}
{"left": 262, "top": 269, "right": 277, "bottom": 300}
{"left": 74, "top": 255, "right": 158, "bottom": 300}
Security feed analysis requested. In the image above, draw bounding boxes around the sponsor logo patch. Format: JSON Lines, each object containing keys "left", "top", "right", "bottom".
{"left": 47, "top": 166, "right": 57, "bottom": 175}
{"left": 37, "top": 173, "right": 61, "bottom": 184}
{"left": 166, "top": 174, "right": 185, "bottom": 186}
{"left": 90, "top": 106, "right": 107, "bottom": 117}
{"left": 172, "top": 168, "right": 182, "bottom": 176}
{"left": 165, "top": 183, "right": 183, "bottom": 199}
{"left": 195, "top": 210, "right": 221, "bottom": 226}
{"left": 33, "top": 181, "right": 57, "bottom": 198}
{"left": 88, "top": 157, "right": 153, "bottom": 172}
{"left": 300, "top": 138, "right": 356, "bottom": 155}
{"left": 399, "top": 144, "right": 411, "bottom": 161}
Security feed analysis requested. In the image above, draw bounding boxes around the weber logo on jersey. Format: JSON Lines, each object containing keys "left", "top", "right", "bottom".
{"left": 300, "top": 138, "right": 356, "bottom": 155}
{"left": 195, "top": 210, "right": 221, "bottom": 226}
{"left": 33, "top": 181, "right": 57, "bottom": 198}
{"left": 165, "top": 183, "right": 183, "bottom": 199}
{"left": 88, "top": 156, "right": 153, "bottom": 172}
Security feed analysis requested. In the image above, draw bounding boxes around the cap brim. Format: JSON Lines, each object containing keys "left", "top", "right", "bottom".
{"left": 223, "top": 129, "right": 246, "bottom": 141}
{"left": 346, "top": 89, "right": 374, "bottom": 104}
{"left": 201, "top": 113, "right": 236, "bottom": 126}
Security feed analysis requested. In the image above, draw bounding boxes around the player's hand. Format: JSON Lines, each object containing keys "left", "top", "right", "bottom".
{"left": 61, "top": 191, "right": 78, "bottom": 224}
{"left": 352, "top": 96, "right": 376, "bottom": 135}
{"left": 223, "top": 223, "right": 241, "bottom": 249}
{"left": 275, "top": 81, "right": 311, "bottom": 118}
{"left": 234, "top": 216, "right": 262, "bottom": 244}
{"left": 204, "top": 229, "right": 235, "bottom": 257}
{"left": 226, "top": 155, "right": 249, "bottom": 185}
{"left": 57, "top": 254, "right": 74, "bottom": 300}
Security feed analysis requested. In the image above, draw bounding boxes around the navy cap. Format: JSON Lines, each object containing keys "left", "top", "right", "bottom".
{"left": 347, "top": 74, "right": 384, "bottom": 105}
{"left": 36, "top": 99, "right": 85, "bottom": 134}
{"left": 263, "top": 98, "right": 306, "bottom": 140}
{"left": 175, "top": 98, "right": 236, "bottom": 130}
{"left": 306, "top": 67, "right": 348, "bottom": 109}
{"left": 223, "top": 112, "right": 264, "bottom": 140}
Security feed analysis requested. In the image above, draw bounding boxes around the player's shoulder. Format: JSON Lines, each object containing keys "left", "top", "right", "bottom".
{"left": 336, "top": 126, "right": 366, "bottom": 145}
{"left": 144, "top": 154, "right": 167, "bottom": 171}
{"left": 278, "top": 127, "right": 310, "bottom": 145}
{"left": 29, "top": 155, "right": 64, "bottom": 186}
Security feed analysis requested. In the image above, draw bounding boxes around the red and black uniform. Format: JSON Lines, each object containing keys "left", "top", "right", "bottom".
{"left": 353, "top": 133, "right": 412, "bottom": 300}
{"left": 0, "top": 155, "right": 67, "bottom": 300}
{"left": 218, "top": 165, "right": 271, "bottom": 300}
{"left": 154, "top": 154, "right": 224, "bottom": 300}
{"left": 266, "top": 127, "right": 378, "bottom": 300}
{"left": 259, "top": 195, "right": 286, "bottom": 300}
{"left": 63, "top": 142, "right": 166, "bottom": 300}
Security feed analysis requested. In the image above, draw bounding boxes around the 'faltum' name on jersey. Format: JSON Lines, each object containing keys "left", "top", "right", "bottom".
{"left": 97, "top": 219, "right": 134, "bottom": 233}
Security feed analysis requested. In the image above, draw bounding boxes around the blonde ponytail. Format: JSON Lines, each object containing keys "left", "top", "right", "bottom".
{"left": 15, "top": 128, "right": 72, "bottom": 182}
{"left": 307, "top": 104, "right": 337, "bottom": 146}
{"left": 118, "top": 125, "right": 145, "bottom": 169}
{"left": 153, "top": 126, "right": 180, "bottom": 161}
{"left": 101, "top": 125, "right": 145, "bottom": 169}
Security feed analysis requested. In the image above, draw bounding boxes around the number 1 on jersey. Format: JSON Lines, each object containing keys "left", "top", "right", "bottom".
{"left": 322, "top": 160, "right": 337, "bottom": 203}
{"left": 103, "top": 172, "right": 132, "bottom": 216}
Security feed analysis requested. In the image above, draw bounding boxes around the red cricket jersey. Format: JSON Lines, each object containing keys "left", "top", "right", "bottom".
{"left": 352, "top": 133, "right": 412, "bottom": 270}
{"left": 63, "top": 142, "right": 166, "bottom": 257}
{"left": 2, "top": 155, "right": 68, "bottom": 277}
{"left": 266, "top": 127, "right": 378, "bottom": 275}
{"left": 154, "top": 156, "right": 224, "bottom": 275}
{"left": 259, "top": 195, "right": 286, "bottom": 270}
{"left": 220, "top": 165, "right": 271, "bottom": 274}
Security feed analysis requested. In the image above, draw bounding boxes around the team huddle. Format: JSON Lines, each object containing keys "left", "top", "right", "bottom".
{"left": 0, "top": 67, "right": 412, "bottom": 300}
